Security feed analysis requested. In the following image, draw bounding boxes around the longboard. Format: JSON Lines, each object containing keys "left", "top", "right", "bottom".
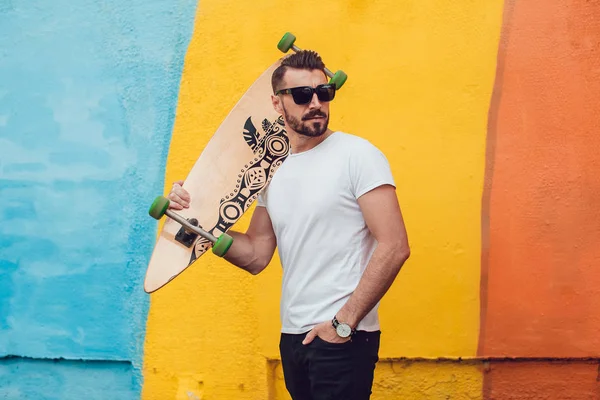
{"left": 144, "top": 33, "right": 348, "bottom": 293}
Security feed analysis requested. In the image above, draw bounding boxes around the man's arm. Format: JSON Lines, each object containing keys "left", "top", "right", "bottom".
{"left": 335, "top": 184, "right": 410, "bottom": 328}
{"left": 223, "top": 206, "right": 277, "bottom": 275}
{"left": 303, "top": 184, "right": 409, "bottom": 344}
{"left": 167, "top": 180, "right": 277, "bottom": 275}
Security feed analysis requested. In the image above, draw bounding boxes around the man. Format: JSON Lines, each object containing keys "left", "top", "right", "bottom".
{"left": 168, "top": 50, "right": 410, "bottom": 399}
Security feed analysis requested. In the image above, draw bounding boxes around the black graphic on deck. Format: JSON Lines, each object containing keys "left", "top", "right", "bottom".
{"left": 189, "top": 116, "right": 289, "bottom": 264}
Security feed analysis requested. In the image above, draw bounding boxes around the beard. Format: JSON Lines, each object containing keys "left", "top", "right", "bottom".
{"left": 282, "top": 105, "right": 329, "bottom": 137}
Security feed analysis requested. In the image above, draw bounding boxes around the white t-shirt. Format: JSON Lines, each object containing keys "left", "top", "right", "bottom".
{"left": 257, "top": 131, "right": 395, "bottom": 334}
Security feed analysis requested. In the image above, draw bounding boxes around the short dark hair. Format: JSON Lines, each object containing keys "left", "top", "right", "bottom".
{"left": 271, "top": 50, "right": 326, "bottom": 93}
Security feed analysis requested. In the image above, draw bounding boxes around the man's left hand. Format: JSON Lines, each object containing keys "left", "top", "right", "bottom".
{"left": 302, "top": 320, "right": 351, "bottom": 345}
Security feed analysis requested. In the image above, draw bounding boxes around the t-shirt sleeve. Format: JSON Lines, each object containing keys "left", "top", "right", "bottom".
{"left": 256, "top": 191, "right": 267, "bottom": 207}
{"left": 349, "top": 141, "right": 396, "bottom": 199}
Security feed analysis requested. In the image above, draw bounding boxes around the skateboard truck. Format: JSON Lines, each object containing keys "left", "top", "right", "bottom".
{"left": 148, "top": 196, "right": 234, "bottom": 257}
{"left": 277, "top": 32, "right": 348, "bottom": 90}
{"left": 174, "top": 217, "right": 200, "bottom": 248}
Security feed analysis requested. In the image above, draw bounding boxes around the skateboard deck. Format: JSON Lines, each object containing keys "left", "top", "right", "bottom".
{"left": 144, "top": 33, "right": 347, "bottom": 293}
{"left": 144, "top": 61, "right": 289, "bottom": 293}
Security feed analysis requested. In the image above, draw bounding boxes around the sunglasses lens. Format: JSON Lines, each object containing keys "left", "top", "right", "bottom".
{"left": 316, "top": 85, "right": 336, "bottom": 102}
{"left": 291, "top": 87, "right": 314, "bottom": 105}
{"left": 287, "top": 85, "right": 336, "bottom": 105}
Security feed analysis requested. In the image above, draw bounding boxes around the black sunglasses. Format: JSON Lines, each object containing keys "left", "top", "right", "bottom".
{"left": 275, "top": 84, "right": 336, "bottom": 105}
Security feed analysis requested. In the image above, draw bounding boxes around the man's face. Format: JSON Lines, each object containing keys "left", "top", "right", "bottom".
{"left": 272, "top": 68, "right": 330, "bottom": 137}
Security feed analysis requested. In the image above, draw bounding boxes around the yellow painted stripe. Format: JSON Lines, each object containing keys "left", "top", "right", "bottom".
{"left": 270, "top": 359, "right": 483, "bottom": 400}
{"left": 142, "top": 0, "right": 504, "bottom": 398}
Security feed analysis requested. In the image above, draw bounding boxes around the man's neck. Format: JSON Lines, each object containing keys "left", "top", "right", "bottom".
{"left": 287, "top": 128, "right": 334, "bottom": 154}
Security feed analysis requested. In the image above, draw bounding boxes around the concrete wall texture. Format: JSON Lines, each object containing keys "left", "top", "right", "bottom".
{"left": 1, "top": 0, "right": 598, "bottom": 399}
{"left": 0, "top": 0, "right": 196, "bottom": 398}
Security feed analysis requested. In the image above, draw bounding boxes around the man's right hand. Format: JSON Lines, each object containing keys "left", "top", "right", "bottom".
{"left": 168, "top": 180, "right": 191, "bottom": 210}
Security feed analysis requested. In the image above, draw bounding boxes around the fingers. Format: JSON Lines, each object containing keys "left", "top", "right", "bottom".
{"left": 172, "top": 181, "right": 190, "bottom": 201}
{"left": 168, "top": 192, "right": 189, "bottom": 209}
{"left": 168, "top": 181, "right": 191, "bottom": 209}
{"left": 302, "top": 329, "right": 317, "bottom": 345}
{"left": 168, "top": 198, "right": 184, "bottom": 210}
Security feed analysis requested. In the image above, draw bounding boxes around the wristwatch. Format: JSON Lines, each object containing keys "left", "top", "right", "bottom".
{"left": 332, "top": 316, "right": 356, "bottom": 338}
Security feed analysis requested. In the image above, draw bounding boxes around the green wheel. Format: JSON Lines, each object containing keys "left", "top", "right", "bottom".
{"left": 277, "top": 32, "right": 296, "bottom": 53}
{"left": 212, "top": 233, "right": 233, "bottom": 257}
{"left": 149, "top": 196, "right": 170, "bottom": 220}
{"left": 329, "top": 70, "right": 348, "bottom": 90}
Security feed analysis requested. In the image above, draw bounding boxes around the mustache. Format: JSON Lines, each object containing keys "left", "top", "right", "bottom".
{"left": 302, "top": 110, "right": 328, "bottom": 121}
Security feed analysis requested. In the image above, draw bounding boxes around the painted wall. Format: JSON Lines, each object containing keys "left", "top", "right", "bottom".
{"left": 0, "top": 0, "right": 196, "bottom": 398}
{"left": 2, "top": 0, "right": 598, "bottom": 399}
{"left": 142, "top": 0, "right": 503, "bottom": 398}
{"left": 479, "top": 0, "right": 600, "bottom": 397}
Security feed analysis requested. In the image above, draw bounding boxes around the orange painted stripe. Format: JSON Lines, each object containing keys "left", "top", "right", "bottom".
{"left": 480, "top": 0, "right": 600, "bottom": 361}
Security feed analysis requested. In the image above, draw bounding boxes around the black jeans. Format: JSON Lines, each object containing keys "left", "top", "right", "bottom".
{"left": 279, "top": 330, "right": 381, "bottom": 400}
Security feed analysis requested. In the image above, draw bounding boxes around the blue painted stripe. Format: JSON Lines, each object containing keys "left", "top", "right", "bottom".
{"left": 0, "top": 0, "right": 198, "bottom": 395}
{"left": 0, "top": 357, "right": 136, "bottom": 400}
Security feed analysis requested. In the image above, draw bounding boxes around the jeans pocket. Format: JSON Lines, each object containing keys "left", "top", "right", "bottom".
{"left": 313, "top": 335, "right": 353, "bottom": 349}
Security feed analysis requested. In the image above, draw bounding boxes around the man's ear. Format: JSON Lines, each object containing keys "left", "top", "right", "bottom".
{"left": 271, "top": 94, "right": 283, "bottom": 115}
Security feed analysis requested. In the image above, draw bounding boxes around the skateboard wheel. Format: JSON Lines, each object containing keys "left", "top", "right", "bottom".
{"left": 329, "top": 70, "right": 348, "bottom": 90}
{"left": 149, "top": 196, "right": 170, "bottom": 220}
{"left": 212, "top": 233, "right": 234, "bottom": 257}
{"left": 277, "top": 32, "right": 296, "bottom": 53}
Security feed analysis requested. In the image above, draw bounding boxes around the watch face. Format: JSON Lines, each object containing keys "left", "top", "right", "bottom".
{"left": 336, "top": 323, "right": 352, "bottom": 338}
